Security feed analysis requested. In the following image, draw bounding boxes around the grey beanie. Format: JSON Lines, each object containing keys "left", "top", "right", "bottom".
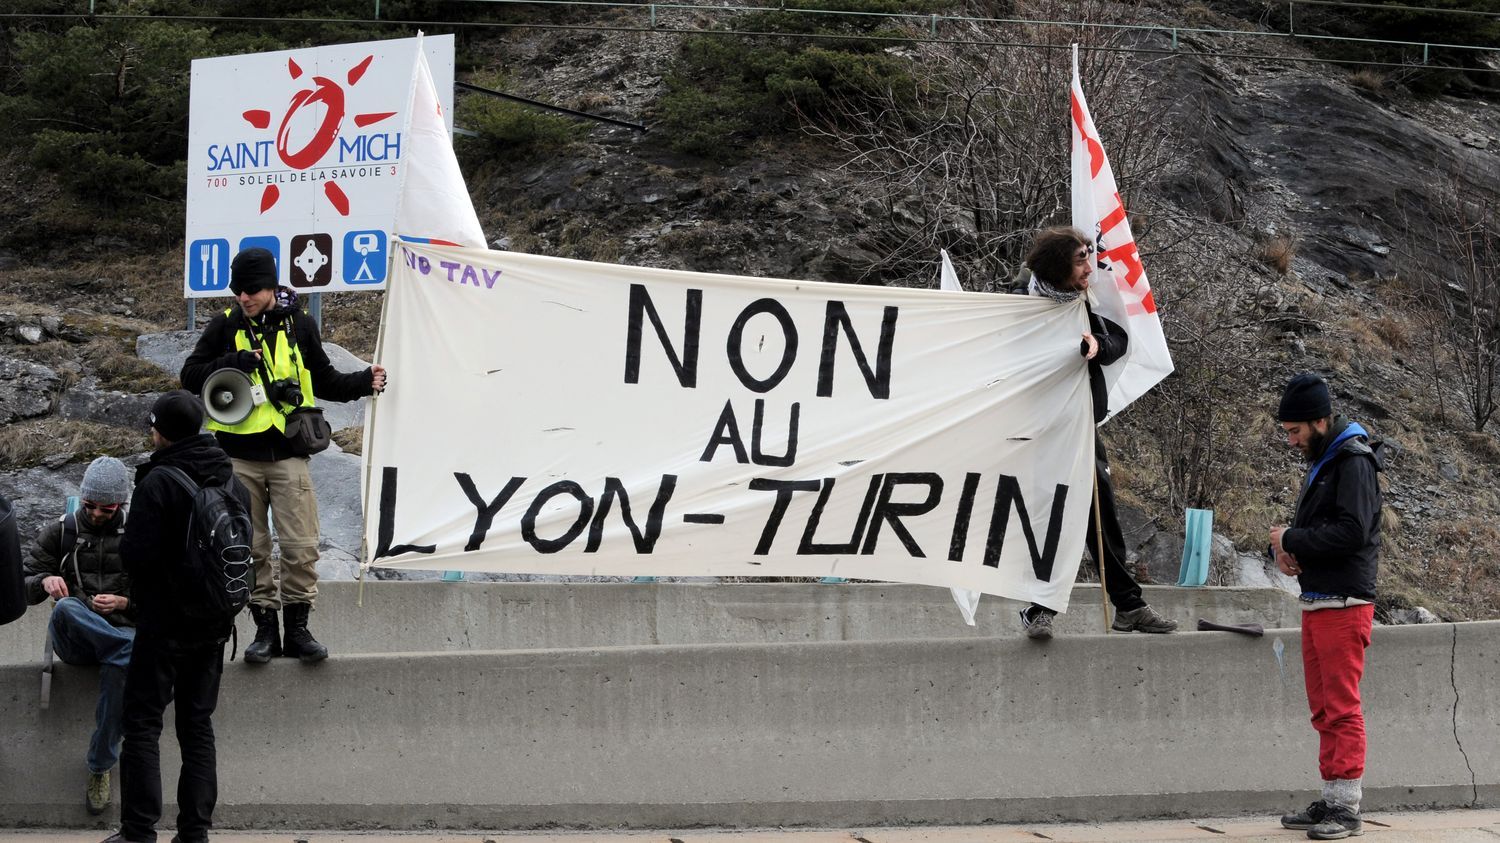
{"left": 80, "top": 456, "right": 131, "bottom": 504}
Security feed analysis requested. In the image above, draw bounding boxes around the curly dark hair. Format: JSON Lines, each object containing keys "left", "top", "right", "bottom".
{"left": 1024, "top": 226, "right": 1090, "bottom": 286}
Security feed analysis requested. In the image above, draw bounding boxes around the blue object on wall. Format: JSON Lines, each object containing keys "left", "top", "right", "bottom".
{"left": 1178, "top": 508, "right": 1213, "bottom": 587}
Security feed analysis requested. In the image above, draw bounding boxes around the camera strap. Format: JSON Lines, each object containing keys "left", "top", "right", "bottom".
{"left": 239, "top": 312, "right": 300, "bottom": 417}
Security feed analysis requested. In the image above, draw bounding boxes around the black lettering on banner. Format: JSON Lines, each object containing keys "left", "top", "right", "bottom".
{"left": 624, "top": 284, "right": 701, "bottom": 388}
{"left": 455, "top": 472, "right": 526, "bottom": 551}
{"left": 859, "top": 472, "right": 943, "bottom": 557}
{"left": 521, "top": 480, "right": 594, "bottom": 554}
{"left": 983, "top": 477, "right": 1069, "bottom": 582}
{"left": 748, "top": 478, "right": 821, "bottom": 555}
{"left": 947, "top": 472, "right": 982, "bottom": 562}
{"left": 817, "top": 302, "right": 897, "bottom": 399}
{"left": 700, "top": 400, "right": 750, "bottom": 464}
{"left": 798, "top": 475, "right": 883, "bottom": 554}
{"left": 727, "top": 298, "right": 798, "bottom": 393}
{"left": 751, "top": 399, "right": 799, "bottom": 467}
{"left": 586, "top": 475, "right": 678, "bottom": 553}
{"left": 373, "top": 467, "right": 436, "bottom": 559}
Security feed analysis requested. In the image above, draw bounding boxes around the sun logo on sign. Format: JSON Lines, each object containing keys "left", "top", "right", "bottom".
{"left": 240, "top": 54, "right": 397, "bottom": 216}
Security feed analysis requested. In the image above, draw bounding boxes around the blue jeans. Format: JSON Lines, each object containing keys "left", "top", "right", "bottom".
{"left": 50, "top": 596, "right": 135, "bottom": 773}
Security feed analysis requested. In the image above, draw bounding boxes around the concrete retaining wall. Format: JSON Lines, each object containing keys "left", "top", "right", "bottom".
{"left": 1, "top": 582, "right": 1299, "bottom": 665}
{"left": 2, "top": 608, "right": 1494, "bottom": 830}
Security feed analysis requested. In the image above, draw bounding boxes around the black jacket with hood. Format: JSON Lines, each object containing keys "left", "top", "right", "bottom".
{"left": 1282, "top": 416, "right": 1382, "bottom": 601}
{"left": 121, "top": 432, "right": 251, "bottom": 642}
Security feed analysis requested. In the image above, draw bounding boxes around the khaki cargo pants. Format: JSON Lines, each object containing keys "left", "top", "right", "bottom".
{"left": 232, "top": 457, "right": 320, "bottom": 609}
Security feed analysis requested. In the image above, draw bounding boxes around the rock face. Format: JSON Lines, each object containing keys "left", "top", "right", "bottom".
{"left": 309, "top": 444, "right": 364, "bottom": 581}
{"left": 56, "top": 383, "right": 156, "bottom": 428}
{"left": 0, "top": 355, "right": 58, "bottom": 425}
{"left": 2, "top": 463, "right": 101, "bottom": 547}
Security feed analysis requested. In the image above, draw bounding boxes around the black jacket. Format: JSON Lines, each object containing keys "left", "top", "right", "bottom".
{"left": 1085, "top": 305, "right": 1128, "bottom": 423}
{"left": 180, "top": 301, "right": 373, "bottom": 462}
{"left": 24, "top": 507, "right": 134, "bottom": 627}
{"left": 1283, "top": 418, "right": 1382, "bottom": 600}
{"left": 121, "top": 433, "right": 251, "bottom": 641}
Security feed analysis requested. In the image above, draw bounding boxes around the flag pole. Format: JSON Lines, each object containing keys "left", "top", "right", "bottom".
{"left": 357, "top": 32, "right": 427, "bottom": 608}
{"left": 1092, "top": 463, "right": 1111, "bottom": 634}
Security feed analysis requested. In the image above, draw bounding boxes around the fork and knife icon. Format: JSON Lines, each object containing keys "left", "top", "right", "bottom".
{"left": 198, "top": 243, "right": 222, "bottom": 289}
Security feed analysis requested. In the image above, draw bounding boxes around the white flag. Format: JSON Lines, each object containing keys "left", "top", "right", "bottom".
{"left": 937, "top": 249, "right": 981, "bottom": 623}
{"left": 393, "top": 35, "right": 486, "bottom": 248}
{"left": 1070, "top": 44, "right": 1172, "bottom": 419}
{"left": 938, "top": 249, "right": 964, "bottom": 292}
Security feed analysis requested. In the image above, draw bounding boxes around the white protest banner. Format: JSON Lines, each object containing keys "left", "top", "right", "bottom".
{"left": 184, "top": 35, "right": 456, "bottom": 296}
{"left": 365, "top": 242, "right": 1099, "bottom": 609}
{"left": 1070, "top": 45, "right": 1174, "bottom": 418}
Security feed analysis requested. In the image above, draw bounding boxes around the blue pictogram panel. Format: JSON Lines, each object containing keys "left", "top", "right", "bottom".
{"left": 343, "top": 230, "right": 387, "bottom": 285}
{"left": 188, "top": 239, "right": 231, "bottom": 292}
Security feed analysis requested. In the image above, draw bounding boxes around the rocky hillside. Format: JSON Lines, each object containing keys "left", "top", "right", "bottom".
{"left": 2, "top": 1, "right": 1498, "bottom": 619}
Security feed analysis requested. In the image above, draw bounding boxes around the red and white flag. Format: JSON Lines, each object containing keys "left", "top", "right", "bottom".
{"left": 393, "top": 34, "right": 486, "bottom": 248}
{"left": 1069, "top": 45, "right": 1172, "bottom": 419}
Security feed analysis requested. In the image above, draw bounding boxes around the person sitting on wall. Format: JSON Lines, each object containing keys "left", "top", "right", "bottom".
{"left": 23, "top": 456, "right": 136, "bottom": 815}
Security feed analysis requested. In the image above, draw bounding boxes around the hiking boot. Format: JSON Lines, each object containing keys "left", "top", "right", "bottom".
{"left": 1282, "top": 800, "right": 1330, "bottom": 830}
{"left": 86, "top": 770, "right": 109, "bottom": 815}
{"left": 1112, "top": 604, "right": 1179, "bottom": 634}
{"left": 244, "top": 605, "right": 281, "bottom": 664}
{"left": 1306, "top": 805, "right": 1363, "bottom": 839}
{"left": 1019, "top": 607, "right": 1054, "bottom": 641}
{"left": 282, "top": 602, "right": 328, "bottom": 663}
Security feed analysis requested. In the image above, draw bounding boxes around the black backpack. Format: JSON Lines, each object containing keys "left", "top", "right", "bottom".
{"left": 156, "top": 466, "right": 254, "bottom": 622}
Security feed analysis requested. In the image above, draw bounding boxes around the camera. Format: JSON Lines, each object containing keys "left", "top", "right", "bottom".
{"left": 266, "top": 378, "right": 303, "bottom": 407}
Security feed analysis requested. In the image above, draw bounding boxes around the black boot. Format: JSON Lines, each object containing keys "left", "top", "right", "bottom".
{"left": 243, "top": 605, "right": 281, "bottom": 664}
{"left": 282, "top": 603, "right": 328, "bottom": 663}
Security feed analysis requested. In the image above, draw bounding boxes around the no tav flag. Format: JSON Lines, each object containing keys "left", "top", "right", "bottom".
{"left": 1070, "top": 44, "right": 1173, "bottom": 419}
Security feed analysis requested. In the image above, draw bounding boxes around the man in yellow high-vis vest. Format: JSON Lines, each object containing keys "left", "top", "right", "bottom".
{"left": 180, "top": 247, "right": 385, "bottom": 664}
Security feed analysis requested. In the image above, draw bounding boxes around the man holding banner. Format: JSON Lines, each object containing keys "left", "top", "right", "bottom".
{"left": 181, "top": 248, "right": 386, "bottom": 664}
{"left": 1017, "top": 227, "right": 1177, "bottom": 641}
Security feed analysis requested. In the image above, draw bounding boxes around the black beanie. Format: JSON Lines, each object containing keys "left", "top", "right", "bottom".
{"left": 230, "top": 247, "right": 279, "bottom": 295}
{"left": 1278, "top": 373, "right": 1332, "bottom": 422}
{"left": 150, "top": 389, "right": 205, "bottom": 442}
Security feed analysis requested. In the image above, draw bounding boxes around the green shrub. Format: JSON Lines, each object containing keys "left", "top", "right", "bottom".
{"left": 460, "top": 97, "right": 584, "bottom": 159}
{"left": 30, "top": 130, "right": 186, "bottom": 209}
{"left": 657, "top": 33, "right": 916, "bottom": 158}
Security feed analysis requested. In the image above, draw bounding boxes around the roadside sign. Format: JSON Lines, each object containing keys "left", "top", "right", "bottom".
{"left": 184, "top": 34, "right": 456, "bottom": 297}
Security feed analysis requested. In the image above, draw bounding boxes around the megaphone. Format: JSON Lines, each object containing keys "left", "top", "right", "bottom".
{"left": 201, "top": 368, "right": 264, "bottom": 426}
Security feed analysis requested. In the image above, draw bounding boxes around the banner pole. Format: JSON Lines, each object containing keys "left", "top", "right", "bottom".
{"left": 357, "top": 244, "right": 398, "bottom": 610}
{"left": 1093, "top": 460, "right": 1111, "bottom": 634}
{"left": 356, "top": 35, "right": 425, "bottom": 605}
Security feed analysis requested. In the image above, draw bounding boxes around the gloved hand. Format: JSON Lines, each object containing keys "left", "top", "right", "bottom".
{"left": 230, "top": 349, "right": 261, "bottom": 372}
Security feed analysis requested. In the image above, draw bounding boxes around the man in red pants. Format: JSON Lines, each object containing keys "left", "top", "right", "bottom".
{"left": 1270, "top": 373, "right": 1383, "bottom": 841}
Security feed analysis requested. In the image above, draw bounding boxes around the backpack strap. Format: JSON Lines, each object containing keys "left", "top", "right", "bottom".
{"left": 57, "top": 511, "right": 84, "bottom": 595}
{"left": 156, "top": 465, "right": 201, "bottom": 497}
{"left": 59, "top": 511, "right": 78, "bottom": 562}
